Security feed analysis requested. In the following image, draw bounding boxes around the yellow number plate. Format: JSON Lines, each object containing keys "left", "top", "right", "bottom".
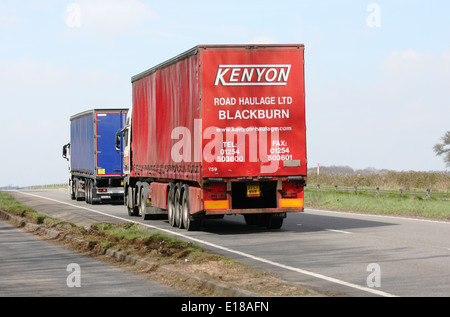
{"left": 247, "top": 184, "right": 260, "bottom": 197}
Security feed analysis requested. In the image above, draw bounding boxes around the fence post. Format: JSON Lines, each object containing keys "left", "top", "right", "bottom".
{"left": 426, "top": 189, "right": 430, "bottom": 199}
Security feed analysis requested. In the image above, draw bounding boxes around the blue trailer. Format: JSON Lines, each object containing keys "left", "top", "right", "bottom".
{"left": 62, "top": 109, "right": 128, "bottom": 204}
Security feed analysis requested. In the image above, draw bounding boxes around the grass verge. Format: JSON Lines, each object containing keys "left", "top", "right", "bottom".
{"left": 0, "top": 192, "right": 62, "bottom": 226}
{"left": 0, "top": 192, "right": 206, "bottom": 261}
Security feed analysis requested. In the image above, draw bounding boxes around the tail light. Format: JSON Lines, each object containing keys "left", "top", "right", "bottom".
{"left": 211, "top": 193, "right": 226, "bottom": 200}
{"left": 282, "top": 191, "right": 297, "bottom": 198}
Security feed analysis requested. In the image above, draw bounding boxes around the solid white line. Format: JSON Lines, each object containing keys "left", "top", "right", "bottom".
{"left": 17, "top": 191, "right": 397, "bottom": 297}
{"left": 306, "top": 208, "right": 450, "bottom": 225}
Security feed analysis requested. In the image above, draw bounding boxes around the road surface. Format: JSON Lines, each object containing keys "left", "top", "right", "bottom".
{"left": 5, "top": 189, "right": 450, "bottom": 297}
{"left": 0, "top": 218, "right": 184, "bottom": 297}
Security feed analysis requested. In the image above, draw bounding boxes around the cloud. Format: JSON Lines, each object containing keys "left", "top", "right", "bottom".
{"left": 0, "top": 1, "right": 20, "bottom": 26}
{"left": 0, "top": 58, "right": 70, "bottom": 88}
{"left": 0, "top": 57, "right": 130, "bottom": 187}
{"left": 0, "top": 57, "right": 127, "bottom": 110}
{"left": 64, "top": 0, "right": 157, "bottom": 38}
{"left": 376, "top": 49, "right": 450, "bottom": 125}
{"left": 379, "top": 49, "right": 450, "bottom": 92}
{"left": 249, "top": 35, "right": 277, "bottom": 44}
{"left": 306, "top": 49, "right": 450, "bottom": 171}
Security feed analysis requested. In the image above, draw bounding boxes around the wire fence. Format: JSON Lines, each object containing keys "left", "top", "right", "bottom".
{"left": 0, "top": 184, "right": 70, "bottom": 190}
{"left": 307, "top": 184, "right": 450, "bottom": 200}
{"left": 25, "top": 184, "right": 69, "bottom": 189}
{"left": 3, "top": 183, "right": 449, "bottom": 200}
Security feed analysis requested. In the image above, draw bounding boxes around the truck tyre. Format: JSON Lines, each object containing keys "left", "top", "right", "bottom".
{"left": 167, "top": 184, "right": 176, "bottom": 227}
{"left": 124, "top": 185, "right": 130, "bottom": 208}
{"left": 257, "top": 214, "right": 284, "bottom": 229}
{"left": 87, "top": 180, "right": 99, "bottom": 205}
{"left": 127, "top": 186, "right": 139, "bottom": 216}
{"left": 256, "top": 214, "right": 271, "bottom": 228}
{"left": 140, "top": 186, "right": 149, "bottom": 220}
{"left": 175, "top": 185, "right": 184, "bottom": 229}
{"left": 86, "top": 180, "right": 95, "bottom": 204}
{"left": 85, "top": 180, "right": 91, "bottom": 204}
{"left": 267, "top": 215, "right": 284, "bottom": 229}
{"left": 244, "top": 214, "right": 258, "bottom": 226}
{"left": 181, "top": 185, "right": 201, "bottom": 231}
{"left": 75, "top": 179, "right": 83, "bottom": 201}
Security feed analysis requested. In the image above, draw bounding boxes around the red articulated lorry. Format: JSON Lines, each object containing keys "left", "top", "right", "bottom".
{"left": 115, "top": 44, "right": 307, "bottom": 231}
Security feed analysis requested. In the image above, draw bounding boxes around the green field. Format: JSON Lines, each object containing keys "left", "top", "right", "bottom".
{"left": 304, "top": 170, "right": 450, "bottom": 220}
{"left": 307, "top": 170, "right": 449, "bottom": 192}
{"left": 304, "top": 189, "right": 450, "bottom": 220}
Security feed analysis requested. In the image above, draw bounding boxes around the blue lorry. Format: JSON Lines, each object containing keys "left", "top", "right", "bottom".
{"left": 62, "top": 109, "right": 128, "bottom": 204}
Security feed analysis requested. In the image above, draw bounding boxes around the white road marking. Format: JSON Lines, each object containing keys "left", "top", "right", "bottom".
{"left": 297, "top": 223, "right": 352, "bottom": 234}
{"left": 17, "top": 191, "right": 398, "bottom": 297}
{"left": 325, "top": 229, "right": 353, "bottom": 234}
{"left": 307, "top": 208, "right": 450, "bottom": 225}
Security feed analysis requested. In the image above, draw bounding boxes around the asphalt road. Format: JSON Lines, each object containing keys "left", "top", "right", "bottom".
{"left": 5, "top": 189, "right": 450, "bottom": 297}
{"left": 0, "top": 217, "right": 184, "bottom": 297}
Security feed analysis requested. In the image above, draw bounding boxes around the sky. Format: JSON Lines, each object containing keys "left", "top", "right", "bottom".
{"left": 0, "top": 0, "right": 449, "bottom": 187}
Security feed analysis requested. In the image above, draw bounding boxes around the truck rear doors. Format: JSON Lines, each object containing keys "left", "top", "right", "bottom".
{"left": 96, "top": 111, "right": 127, "bottom": 176}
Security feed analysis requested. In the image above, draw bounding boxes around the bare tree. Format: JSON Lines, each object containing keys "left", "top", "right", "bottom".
{"left": 433, "top": 131, "right": 450, "bottom": 168}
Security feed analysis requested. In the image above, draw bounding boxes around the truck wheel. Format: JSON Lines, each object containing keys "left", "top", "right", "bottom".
{"left": 175, "top": 187, "right": 184, "bottom": 229}
{"left": 267, "top": 215, "right": 284, "bottom": 229}
{"left": 256, "top": 214, "right": 271, "bottom": 228}
{"left": 124, "top": 187, "right": 130, "bottom": 209}
{"left": 87, "top": 180, "right": 99, "bottom": 205}
{"left": 75, "top": 179, "right": 83, "bottom": 201}
{"left": 182, "top": 185, "right": 201, "bottom": 231}
{"left": 244, "top": 214, "right": 258, "bottom": 226}
{"left": 257, "top": 214, "right": 284, "bottom": 229}
{"left": 127, "top": 187, "right": 139, "bottom": 216}
{"left": 86, "top": 180, "right": 92, "bottom": 204}
{"left": 168, "top": 185, "right": 176, "bottom": 227}
{"left": 85, "top": 180, "right": 90, "bottom": 204}
{"left": 140, "top": 187, "right": 149, "bottom": 220}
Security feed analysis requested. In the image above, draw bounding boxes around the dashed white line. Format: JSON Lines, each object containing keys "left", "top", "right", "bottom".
{"left": 325, "top": 228, "right": 353, "bottom": 234}
{"left": 297, "top": 223, "right": 352, "bottom": 234}
{"left": 17, "top": 190, "right": 397, "bottom": 297}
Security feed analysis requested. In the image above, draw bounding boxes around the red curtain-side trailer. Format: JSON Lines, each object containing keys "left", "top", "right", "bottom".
{"left": 118, "top": 45, "right": 306, "bottom": 230}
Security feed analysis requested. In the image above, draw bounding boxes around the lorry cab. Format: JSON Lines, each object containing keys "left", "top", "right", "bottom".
{"left": 62, "top": 142, "right": 75, "bottom": 199}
